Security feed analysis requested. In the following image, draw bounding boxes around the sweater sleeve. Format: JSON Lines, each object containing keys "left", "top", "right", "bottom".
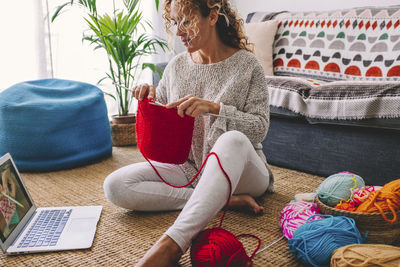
{"left": 207, "top": 63, "right": 269, "bottom": 148}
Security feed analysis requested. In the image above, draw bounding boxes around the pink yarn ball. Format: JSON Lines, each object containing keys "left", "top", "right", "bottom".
{"left": 279, "top": 201, "right": 323, "bottom": 239}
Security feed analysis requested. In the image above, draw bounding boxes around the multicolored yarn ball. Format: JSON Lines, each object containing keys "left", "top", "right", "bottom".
{"left": 289, "top": 215, "right": 364, "bottom": 267}
{"left": 351, "top": 186, "right": 378, "bottom": 207}
{"left": 317, "top": 172, "right": 365, "bottom": 207}
{"left": 334, "top": 186, "right": 381, "bottom": 211}
{"left": 279, "top": 201, "right": 323, "bottom": 239}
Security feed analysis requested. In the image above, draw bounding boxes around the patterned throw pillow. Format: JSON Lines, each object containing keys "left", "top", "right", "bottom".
{"left": 248, "top": 5, "right": 400, "bottom": 81}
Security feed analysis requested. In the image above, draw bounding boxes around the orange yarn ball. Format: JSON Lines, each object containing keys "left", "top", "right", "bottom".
{"left": 334, "top": 200, "right": 357, "bottom": 211}
{"left": 356, "top": 179, "right": 400, "bottom": 223}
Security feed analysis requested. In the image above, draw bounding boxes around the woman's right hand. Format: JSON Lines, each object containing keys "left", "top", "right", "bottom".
{"left": 133, "top": 83, "right": 156, "bottom": 101}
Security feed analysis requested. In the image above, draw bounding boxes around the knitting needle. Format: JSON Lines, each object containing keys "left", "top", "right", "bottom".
{"left": 112, "top": 83, "right": 248, "bottom": 121}
{"left": 255, "top": 236, "right": 285, "bottom": 255}
{"left": 1, "top": 192, "right": 24, "bottom": 208}
{"left": 148, "top": 100, "right": 249, "bottom": 121}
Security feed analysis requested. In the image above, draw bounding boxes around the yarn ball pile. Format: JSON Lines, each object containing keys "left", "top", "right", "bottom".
{"left": 279, "top": 201, "right": 324, "bottom": 239}
{"left": 331, "top": 244, "right": 400, "bottom": 267}
{"left": 190, "top": 228, "right": 253, "bottom": 267}
{"left": 317, "top": 172, "right": 365, "bottom": 207}
{"left": 334, "top": 186, "right": 379, "bottom": 211}
{"left": 289, "top": 215, "right": 364, "bottom": 267}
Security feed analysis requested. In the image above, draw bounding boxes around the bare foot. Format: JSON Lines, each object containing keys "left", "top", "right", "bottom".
{"left": 135, "top": 234, "right": 183, "bottom": 267}
{"left": 228, "top": 194, "right": 264, "bottom": 215}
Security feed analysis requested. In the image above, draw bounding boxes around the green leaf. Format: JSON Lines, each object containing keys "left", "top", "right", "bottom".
{"left": 124, "top": 0, "right": 140, "bottom": 14}
{"left": 51, "top": 2, "right": 72, "bottom": 22}
{"left": 78, "top": 0, "right": 97, "bottom": 14}
{"left": 102, "top": 91, "right": 116, "bottom": 101}
{"left": 155, "top": 0, "right": 159, "bottom": 11}
{"left": 142, "top": 63, "right": 163, "bottom": 77}
{"left": 97, "top": 76, "right": 108, "bottom": 85}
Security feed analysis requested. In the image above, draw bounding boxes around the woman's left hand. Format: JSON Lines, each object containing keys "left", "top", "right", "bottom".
{"left": 166, "top": 95, "right": 220, "bottom": 118}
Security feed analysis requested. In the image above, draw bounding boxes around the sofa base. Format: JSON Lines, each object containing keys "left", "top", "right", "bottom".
{"left": 262, "top": 115, "right": 400, "bottom": 185}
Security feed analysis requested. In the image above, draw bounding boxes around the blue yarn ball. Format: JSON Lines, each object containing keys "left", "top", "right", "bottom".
{"left": 289, "top": 215, "right": 364, "bottom": 267}
{"left": 316, "top": 172, "right": 365, "bottom": 207}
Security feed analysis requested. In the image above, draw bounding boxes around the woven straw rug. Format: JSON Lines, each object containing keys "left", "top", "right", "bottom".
{"left": 0, "top": 146, "right": 325, "bottom": 267}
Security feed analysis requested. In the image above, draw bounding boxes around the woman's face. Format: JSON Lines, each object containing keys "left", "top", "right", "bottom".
{"left": 170, "top": 1, "right": 213, "bottom": 53}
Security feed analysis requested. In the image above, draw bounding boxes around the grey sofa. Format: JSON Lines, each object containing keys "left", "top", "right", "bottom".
{"left": 246, "top": 5, "right": 400, "bottom": 185}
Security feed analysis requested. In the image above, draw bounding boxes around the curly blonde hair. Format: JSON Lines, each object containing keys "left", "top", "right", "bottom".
{"left": 163, "top": 0, "right": 253, "bottom": 52}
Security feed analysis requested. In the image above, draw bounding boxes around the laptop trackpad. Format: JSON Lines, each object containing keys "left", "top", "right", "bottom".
{"left": 67, "top": 218, "right": 97, "bottom": 232}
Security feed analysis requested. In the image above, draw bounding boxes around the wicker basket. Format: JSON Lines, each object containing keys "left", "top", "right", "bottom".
{"left": 110, "top": 121, "right": 136, "bottom": 146}
{"left": 316, "top": 196, "right": 400, "bottom": 245}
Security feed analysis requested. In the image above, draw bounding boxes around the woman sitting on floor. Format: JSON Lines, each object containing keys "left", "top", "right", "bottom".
{"left": 103, "top": 0, "right": 274, "bottom": 265}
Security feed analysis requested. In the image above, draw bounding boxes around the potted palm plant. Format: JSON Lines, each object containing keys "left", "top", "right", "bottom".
{"left": 52, "top": 0, "right": 167, "bottom": 146}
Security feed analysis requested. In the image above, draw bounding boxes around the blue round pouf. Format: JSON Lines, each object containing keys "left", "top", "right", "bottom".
{"left": 0, "top": 79, "right": 112, "bottom": 172}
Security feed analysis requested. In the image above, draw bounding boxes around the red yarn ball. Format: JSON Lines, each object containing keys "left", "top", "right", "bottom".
{"left": 190, "top": 228, "right": 252, "bottom": 267}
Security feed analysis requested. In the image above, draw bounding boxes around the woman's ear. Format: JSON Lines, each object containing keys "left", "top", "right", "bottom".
{"left": 208, "top": 9, "right": 219, "bottom": 25}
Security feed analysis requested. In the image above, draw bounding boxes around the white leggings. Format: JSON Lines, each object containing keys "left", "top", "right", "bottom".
{"left": 104, "top": 130, "right": 270, "bottom": 252}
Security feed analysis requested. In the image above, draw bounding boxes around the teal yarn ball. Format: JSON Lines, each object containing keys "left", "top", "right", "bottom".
{"left": 316, "top": 172, "right": 365, "bottom": 207}
{"left": 289, "top": 215, "right": 364, "bottom": 267}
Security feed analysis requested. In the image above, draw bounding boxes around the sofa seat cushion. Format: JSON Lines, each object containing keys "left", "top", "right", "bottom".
{"left": 267, "top": 76, "right": 400, "bottom": 129}
{"left": 0, "top": 79, "right": 113, "bottom": 172}
{"left": 247, "top": 5, "right": 400, "bottom": 82}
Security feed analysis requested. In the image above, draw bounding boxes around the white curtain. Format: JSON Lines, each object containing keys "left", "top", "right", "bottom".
{"left": 0, "top": 1, "right": 51, "bottom": 91}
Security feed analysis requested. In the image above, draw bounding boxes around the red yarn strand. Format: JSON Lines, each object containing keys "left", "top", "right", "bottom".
{"left": 143, "top": 151, "right": 232, "bottom": 226}
{"left": 236, "top": 233, "right": 262, "bottom": 258}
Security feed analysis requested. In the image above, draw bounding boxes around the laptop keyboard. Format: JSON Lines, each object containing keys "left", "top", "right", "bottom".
{"left": 18, "top": 209, "right": 72, "bottom": 248}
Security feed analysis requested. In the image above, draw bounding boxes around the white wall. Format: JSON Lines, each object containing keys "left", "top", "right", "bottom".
{"left": 232, "top": 0, "right": 400, "bottom": 21}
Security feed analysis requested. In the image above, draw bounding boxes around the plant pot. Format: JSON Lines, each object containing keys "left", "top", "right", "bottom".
{"left": 110, "top": 114, "right": 137, "bottom": 146}
{"left": 111, "top": 114, "right": 136, "bottom": 124}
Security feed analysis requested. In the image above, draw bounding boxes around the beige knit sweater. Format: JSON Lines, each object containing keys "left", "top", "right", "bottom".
{"left": 156, "top": 49, "right": 274, "bottom": 191}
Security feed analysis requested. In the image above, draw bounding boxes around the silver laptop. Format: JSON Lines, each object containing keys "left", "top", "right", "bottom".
{"left": 0, "top": 153, "right": 102, "bottom": 255}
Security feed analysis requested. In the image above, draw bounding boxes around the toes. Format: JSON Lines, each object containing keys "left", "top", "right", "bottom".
{"left": 254, "top": 205, "right": 264, "bottom": 215}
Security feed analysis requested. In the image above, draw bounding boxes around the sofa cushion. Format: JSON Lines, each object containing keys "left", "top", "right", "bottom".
{"left": 0, "top": 79, "right": 113, "bottom": 172}
{"left": 267, "top": 76, "right": 400, "bottom": 128}
{"left": 248, "top": 5, "right": 400, "bottom": 82}
{"left": 244, "top": 20, "right": 279, "bottom": 76}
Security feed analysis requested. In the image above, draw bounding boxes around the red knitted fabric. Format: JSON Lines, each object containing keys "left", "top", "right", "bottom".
{"left": 136, "top": 98, "right": 195, "bottom": 164}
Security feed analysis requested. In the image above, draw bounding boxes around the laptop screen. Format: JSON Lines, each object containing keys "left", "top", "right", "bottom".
{"left": 0, "top": 159, "right": 33, "bottom": 242}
